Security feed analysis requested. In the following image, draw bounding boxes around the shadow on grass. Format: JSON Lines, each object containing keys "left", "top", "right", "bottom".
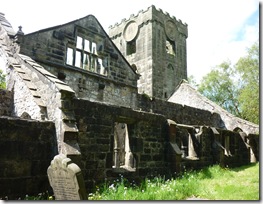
{"left": 230, "top": 162, "right": 258, "bottom": 172}
{"left": 199, "top": 167, "right": 213, "bottom": 179}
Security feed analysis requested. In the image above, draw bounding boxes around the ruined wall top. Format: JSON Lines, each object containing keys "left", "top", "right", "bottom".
{"left": 0, "top": 12, "right": 16, "bottom": 37}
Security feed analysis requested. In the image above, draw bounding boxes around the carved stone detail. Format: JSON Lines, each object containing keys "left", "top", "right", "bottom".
{"left": 123, "top": 21, "right": 138, "bottom": 42}
{"left": 165, "top": 20, "right": 177, "bottom": 41}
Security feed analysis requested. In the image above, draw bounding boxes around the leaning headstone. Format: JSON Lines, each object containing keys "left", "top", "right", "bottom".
{"left": 47, "top": 154, "right": 87, "bottom": 200}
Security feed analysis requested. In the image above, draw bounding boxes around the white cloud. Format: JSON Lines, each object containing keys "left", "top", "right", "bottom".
{"left": 184, "top": 0, "right": 259, "bottom": 82}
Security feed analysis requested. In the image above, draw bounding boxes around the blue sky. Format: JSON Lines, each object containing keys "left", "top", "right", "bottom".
{"left": 234, "top": 8, "right": 259, "bottom": 41}
{"left": 1, "top": 0, "right": 260, "bottom": 82}
{"left": 246, "top": 8, "right": 259, "bottom": 25}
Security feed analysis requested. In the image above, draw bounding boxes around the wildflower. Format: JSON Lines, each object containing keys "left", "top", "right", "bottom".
{"left": 109, "top": 183, "right": 116, "bottom": 192}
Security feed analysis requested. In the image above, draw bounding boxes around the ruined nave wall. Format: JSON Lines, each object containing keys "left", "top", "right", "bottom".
{"left": 0, "top": 116, "right": 57, "bottom": 199}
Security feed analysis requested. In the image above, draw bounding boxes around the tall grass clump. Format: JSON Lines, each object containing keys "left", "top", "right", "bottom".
{"left": 88, "top": 163, "right": 259, "bottom": 200}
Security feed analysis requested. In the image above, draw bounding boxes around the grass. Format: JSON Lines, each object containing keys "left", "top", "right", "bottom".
{"left": 88, "top": 163, "right": 259, "bottom": 200}
{"left": 9, "top": 163, "right": 258, "bottom": 200}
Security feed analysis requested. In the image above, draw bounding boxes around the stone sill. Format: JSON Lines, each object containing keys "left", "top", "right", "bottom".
{"left": 112, "top": 166, "right": 136, "bottom": 173}
{"left": 182, "top": 156, "right": 200, "bottom": 161}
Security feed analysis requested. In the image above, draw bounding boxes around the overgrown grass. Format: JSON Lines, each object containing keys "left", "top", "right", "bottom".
{"left": 88, "top": 163, "right": 259, "bottom": 200}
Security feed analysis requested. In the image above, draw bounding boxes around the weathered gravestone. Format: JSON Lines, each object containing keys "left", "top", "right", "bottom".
{"left": 47, "top": 154, "right": 87, "bottom": 200}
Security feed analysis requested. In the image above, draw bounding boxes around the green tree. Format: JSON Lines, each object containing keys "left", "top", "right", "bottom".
{"left": 198, "top": 41, "right": 259, "bottom": 124}
{"left": 235, "top": 42, "right": 259, "bottom": 124}
{"left": 0, "top": 69, "right": 6, "bottom": 89}
{"left": 198, "top": 60, "right": 242, "bottom": 117}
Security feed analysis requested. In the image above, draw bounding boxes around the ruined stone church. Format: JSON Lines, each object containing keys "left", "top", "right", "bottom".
{"left": 0, "top": 5, "right": 259, "bottom": 199}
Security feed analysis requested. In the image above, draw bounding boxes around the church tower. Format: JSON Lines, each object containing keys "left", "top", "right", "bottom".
{"left": 108, "top": 5, "right": 188, "bottom": 100}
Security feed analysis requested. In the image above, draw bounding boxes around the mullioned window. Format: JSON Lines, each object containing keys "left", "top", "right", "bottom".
{"left": 66, "top": 36, "right": 108, "bottom": 76}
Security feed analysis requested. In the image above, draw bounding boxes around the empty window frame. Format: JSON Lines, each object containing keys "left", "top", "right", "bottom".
{"left": 166, "top": 39, "right": 175, "bottom": 55}
{"left": 126, "top": 39, "right": 136, "bottom": 55}
{"left": 113, "top": 122, "right": 136, "bottom": 171}
{"left": 224, "top": 135, "right": 232, "bottom": 156}
{"left": 164, "top": 64, "right": 175, "bottom": 99}
{"left": 66, "top": 47, "right": 74, "bottom": 66}
{"left": 66, "top": 35, "right": 107, "bottom": 76}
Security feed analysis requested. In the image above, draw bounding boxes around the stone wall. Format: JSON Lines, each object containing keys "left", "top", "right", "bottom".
{"left": 6, "top": 52, "right": 82, "bottom": 156}
{"left": 0, "top": 116, "right": 57, "bottom": 199}
{"left": 73, "top": 98, "right": 169, "bottom": 191}
{"left": 73, "top": 98, "right": 256, "bottom": 193}
{"left": 137, "top": 94, "right": 224, "bottom": 128}
{"left": 6, "top": 65, "right": 44, "bottom": 120}
{"left": 0, "top": 89, "right": 12, "bottom": 116}
{"left": 41, "top": 65, "right": 138, "bottom": 109}
{"left": 218, "top": 129, "right": 250, "bottom": 168}
{"left": 166, "top": 121, "right": 251, "bottom": 173}
{"left": 0, "top": 96, "right": 257, "bottom": 198}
